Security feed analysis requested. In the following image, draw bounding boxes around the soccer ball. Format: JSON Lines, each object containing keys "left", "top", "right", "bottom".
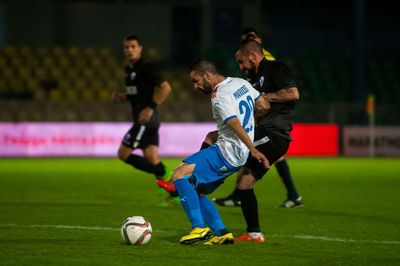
{"left": 121, "top": 216, "right": 152, "bottom": 245}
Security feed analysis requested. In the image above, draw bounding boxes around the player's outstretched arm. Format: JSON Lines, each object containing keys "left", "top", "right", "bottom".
{"left": 226, "top": 117, "right": 270, "bottom": 169}
{"left": 264, "top": 86, "right": 299, "bottom": 103}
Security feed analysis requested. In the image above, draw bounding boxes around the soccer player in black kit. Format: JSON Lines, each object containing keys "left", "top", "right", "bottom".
{"left": 111, "top": 35, "right": 175, "bottom": 204}
{"left": 214, "top": 27, "right": 302, "bottom": 208}
{"left": 232, "top": 39, "right": 300, "bottom": 242}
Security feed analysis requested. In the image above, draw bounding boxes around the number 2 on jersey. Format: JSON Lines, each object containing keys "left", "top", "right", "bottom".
{"left": 239, "top": 95, "right": 255, "bottom": 133}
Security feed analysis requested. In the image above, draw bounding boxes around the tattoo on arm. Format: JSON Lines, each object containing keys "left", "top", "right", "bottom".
{"left": 275, "top": 88, "right": 293, "bottom": 100}
{"left": 267, "top": 87, "right": 298, "bottom": 102}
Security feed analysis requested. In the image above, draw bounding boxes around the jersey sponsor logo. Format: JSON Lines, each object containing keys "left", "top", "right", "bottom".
{"left": 233, "top": 85, "right": 249, "bottom": 100}
{"left": 130, "top": 72, "right": 137, "bottom": 80}
{"left": 211, "top": 86, "right": 219, "bottom": 99}
{"left": 126, "top": 86, "right": 138, "bottom": 95}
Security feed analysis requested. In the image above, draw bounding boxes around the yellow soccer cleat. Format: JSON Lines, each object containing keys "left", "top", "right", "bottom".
{"left": 180, "top": 227, "right": 213, "bottom": 245}
{"left": 204, "top": 232, "right": 235, "bottom": 245}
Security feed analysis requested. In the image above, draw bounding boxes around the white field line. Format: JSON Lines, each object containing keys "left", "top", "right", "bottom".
{"left": 1, "top": 223, "right": 399, "bottom": 246}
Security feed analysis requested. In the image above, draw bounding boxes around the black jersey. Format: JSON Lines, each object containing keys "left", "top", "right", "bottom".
{"left": 125, "top": 58, "right": 164, "bottom": 125}
{"left": 250, "top": 58, "right": 297, "bottom": 140}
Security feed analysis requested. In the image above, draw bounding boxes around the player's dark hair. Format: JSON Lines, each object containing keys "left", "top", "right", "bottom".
{"left": 240, "top": 27, "right": 259, "bottom": 37}
{"left": 124, "top": 35, "right": 141, "bottom": 45}
{"left": 236, "top": 39, "right": 264, "bottom": 56}
{"left": 245, "top": 33, "right": 257, "bottom": 41}
{"left": 189, "top": 58, "right": 219, "bottom": 75}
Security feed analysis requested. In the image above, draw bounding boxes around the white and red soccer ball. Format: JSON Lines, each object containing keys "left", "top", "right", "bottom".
{"left": 121, "top": 216, "right": 152, "bottom": 245}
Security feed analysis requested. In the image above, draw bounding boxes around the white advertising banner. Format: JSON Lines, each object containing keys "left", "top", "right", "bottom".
{"left": 0, "top": 122, "right": 216, "bottom": 157}
{"left": 343, "top": 126, "right": 400, "bottom": 157}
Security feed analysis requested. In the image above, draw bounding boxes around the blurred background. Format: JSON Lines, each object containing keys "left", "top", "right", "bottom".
{"left": 0, "top": 0, "right": 399, "bottom": 125}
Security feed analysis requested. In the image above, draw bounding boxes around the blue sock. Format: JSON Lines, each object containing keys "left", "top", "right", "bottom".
{"left": 199, "top": 195, "right": 226, "bottom": 236}
{"left": 173, "top": 178, "right": 205, "bottom": 229}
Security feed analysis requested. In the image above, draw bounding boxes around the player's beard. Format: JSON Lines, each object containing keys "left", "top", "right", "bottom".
{"left": 244, "top": 59, "right": 257, "bottom": 79}
{"left": 200, "top": 77, "right": 212, "bottom": 95}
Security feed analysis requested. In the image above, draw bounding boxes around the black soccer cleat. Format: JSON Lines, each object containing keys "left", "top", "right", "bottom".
{"left": 212, "top": 196, "right": 241, "bottom": 207}
{"left": 279, "top": 196, "right": 304, "bottom": 208}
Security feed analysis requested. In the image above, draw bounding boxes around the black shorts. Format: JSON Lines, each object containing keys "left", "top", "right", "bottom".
{"left": 245, "top": 129, "right": 290, "bottom": 180}
{"left": 121, "top": 124, "right": 159, "bottom": 150}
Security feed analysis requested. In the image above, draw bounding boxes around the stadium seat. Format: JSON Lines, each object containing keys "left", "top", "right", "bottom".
{"left": 144, "top": 47, "right": 162, "bottom": 62}
{"left": 67, "top": 46, "right": 80, "bottom": 57}
{"left": 8, "top": 79, "right": 24, "bottom": 94}
{"left": 26, "top": 79, "right": 41, "bottom": 92}
{"left": 74, "top": 57, "right": 88, "bottom": 69}
{"left": 65, "top": 89, "right": 79, "bottom": 101}
{"left": 88, "top": 57, "right": 103, "bottom": 68}
{"left": 49, "top": 68, "right": 63, "bottom": 80}
{"left": 58, "top": 56, "right": 71, "bottom": 70}
{"left": 2, "top": 68, "right": 14, "bottom": 81}
{"left": 81, "top": 89, "right": 95, "bottom": 101}
{"left": 10, "top": 56, "right": 23, "bottom": 68}
{"left": 89, "top": 79, "right": 104, "bottom": 91}
{"left": 0, "top": 55, "right": 7, "bottom": 69}
{"left": 32, "top": 67, "right": 47, "bottom": 81}
{"left": 105, "top": 79, "right": 120, "bottom": 91}
{"left": 58, "top": 80, "right": 72, "bottom": 90}
{"left": 3, "top": 45, "right": 17, "bottom": 57}
{"left": 0, "top": 80, "right": 6, "bottom": 94}
{"left": 82, "top": 68, "right": 96, "bottom": 80}
{"left": 66, "top": 68, "right": 79, "bottom": 80}
{"left": 83, "top": 47, "right": 96, "bottom": 57}
{"left": 42, "top": 56, "right": 56, "bottom": 69}
{"left": 97, "top": 89, "right": 111, "bottom": 102}
{"left": 99, "top": 47, "right": 112, "bottom": 57}
{"left": 20, "top": 46, "right": 33, "bottom": 58}
{"left": 36, "top": 47, "right": 50, "bottom": 58}
{"left": 52, "top": 46, "right": 65, "bottom": 58}
{"left": 49, "top": 89, "right": 63, "bottom": 101}
{"left": 32, "top": 90, "right": 47, "bottom": 101}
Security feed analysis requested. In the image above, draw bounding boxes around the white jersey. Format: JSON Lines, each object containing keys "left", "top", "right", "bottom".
{"left": 211, "top": 77, "right": 261, "bottom": 167}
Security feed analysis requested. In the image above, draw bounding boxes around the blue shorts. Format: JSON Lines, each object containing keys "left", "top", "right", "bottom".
{"left": 183, "top": 145, "right": 241, "bottom": 194}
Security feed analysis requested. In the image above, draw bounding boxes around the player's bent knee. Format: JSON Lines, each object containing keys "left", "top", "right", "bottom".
{"left": 236, "top": 174, "right": 257, "bottom": 190}
{"left": 171, "top": 168, "right": 184, "bottom": 182}
{"left": 118, "top": 146, "right": 131, "bottom": 162}
{"left": 237, "top": 182, "right": 253, "bottom": 190}
{"left": 171, "top": 162, "right": 193, "bottom": 182}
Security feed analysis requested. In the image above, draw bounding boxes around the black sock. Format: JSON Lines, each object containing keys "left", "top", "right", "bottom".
{"left": 275, "top": 159, "right": 299, "bottom": 200}
{"left": 154, "top": 162, "right": 166, "bottom": 177}
{"left": 238, "top": 189, "right": 260, "bottom": 232}
{"left": 125, "top": 154, "right": 165, "bottom": 176}
{"left": 200, "top": 141, "right": 211, "bottom": 150}
{"left": 230, "top": 188, "right": 240, "bottom": 200}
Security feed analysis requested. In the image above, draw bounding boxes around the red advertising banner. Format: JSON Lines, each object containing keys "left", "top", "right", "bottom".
{"left": 287, "top": 124, "right": 339, "bottom": 156}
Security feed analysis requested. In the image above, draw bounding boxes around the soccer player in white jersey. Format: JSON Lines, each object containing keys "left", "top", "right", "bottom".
{"left": 157, "top": 58, "right": 270, "bottom": 245}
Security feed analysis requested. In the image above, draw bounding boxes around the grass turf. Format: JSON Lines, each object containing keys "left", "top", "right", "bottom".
{"left": 0, "top": 157, "right": 399, "bottom": 265}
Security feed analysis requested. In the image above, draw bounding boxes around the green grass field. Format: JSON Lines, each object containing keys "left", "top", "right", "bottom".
{"left": 1, "top": 157, "right": 400, "bottom": 265}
